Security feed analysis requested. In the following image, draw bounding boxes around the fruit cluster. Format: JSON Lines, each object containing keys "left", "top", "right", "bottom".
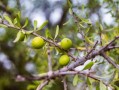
{"left": 31, "top": 37, "right": 72, "bottom": 66}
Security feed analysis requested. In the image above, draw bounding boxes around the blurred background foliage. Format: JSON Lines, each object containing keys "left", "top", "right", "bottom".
{"left": 0, "top": 0, "right": 119, "bottom": 90}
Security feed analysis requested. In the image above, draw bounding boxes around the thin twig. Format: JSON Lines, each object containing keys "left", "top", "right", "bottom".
{"left": 101, "top": 52, "right": 119, "bottom": 69}
{"left": 86, "top": 41, "right": 98, "bottom": 57}
{"left": 63, "top": 77, "right": 67, "bottom": 90}
{"left": 36, "top": 80, "right": 49, "bottom": 90}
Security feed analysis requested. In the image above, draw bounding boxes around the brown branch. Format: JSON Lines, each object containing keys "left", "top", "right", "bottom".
{"left": 36, "top": 80, "right": 49, "bottom": 90}
{"left": 0, "top": 2, "right": 12, "bottom": 15}
{"left": 63, "top": 77, "right": 67, "bottom": 90}
{"left": 101, "top": 52, "right": 119, "bottom": 69}
{"left": 47, "top": 44, "right": 52, "bottom": 71}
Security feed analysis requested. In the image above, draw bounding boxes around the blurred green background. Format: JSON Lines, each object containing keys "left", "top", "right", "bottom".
{"left": 0, "top": 0, "right": 119, "bottom": 90}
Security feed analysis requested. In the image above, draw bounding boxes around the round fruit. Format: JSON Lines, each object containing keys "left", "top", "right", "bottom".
{"left": 59, "top": 55, "right": 70, "bottom": 66}
{"left": 18, "top": 31, "right": 25, "bottom": 41}
{"left": 61, "top": 38, "right": 72, "bottom": 50}
{"left": 31, "top": 37, "right": 45, "bottom": 49}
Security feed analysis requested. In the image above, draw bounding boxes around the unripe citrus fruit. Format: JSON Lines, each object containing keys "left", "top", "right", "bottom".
{"left": 59, "top": 55, "right": 70, "bottom": 66}
{"left": 31, "top": 37, "right": 45, "bottom": 49}
{"left": 61, "top": 38, "right": 72, "bottom": 50}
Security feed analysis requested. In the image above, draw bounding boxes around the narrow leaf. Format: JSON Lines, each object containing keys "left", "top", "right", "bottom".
{"left": 4, "top": 15, "right": 13, "bottom": 25}
{"left": 100, "top": 82, "right": 107, "bottom": 90}
{"left": 63, "top": 20, "right": 70, "bottom": 26}
{"left": 54, "top": 25, "right": 59, "bottom": 40}
{"left": 13, "top": 18, "right": 17, "bottom": 25}
{"left": 0, "top": 24, "right": 7, "bottom": 28}
{"left": 69, "top": 8, "right": 73, "bottom": 15}
{"left": 22, "top": 18, "right": 29, "bottom": 28}
{"left": 73, "top": 75, "right": 79, "bottom": 86}
{"left": 67, "top": 0, "right": 72, "bottom": 7}
{"left": 25, "top": 31, "right": 34, "bottom": 34}
{"left": 83, "top": 61, "right": 94, "bottom": 70}
{"left": 85, "top": 37, "right": 94, "bottom": 45}
{"left": 37, "top": 20, "right": 48, "bottom": 31}
{"left": 99, "top": 24, "right": 103, "bottom": 31}
{"left": 45, "top": 28, "right": 52, "bottom": 39}
{"left": 17, "top": 11, "right": 21, "bottom": 19}
{"left": 34, "top": 20, "right": 37, "bottom": 30}
{"left": 87, "top": 77, "right": 91, "bottom": 85}
{"left": 13, "top": 31, "right": 25, "bottom": 43}
{"left": 77, "top": 47, "right": 86, "bottom": 51}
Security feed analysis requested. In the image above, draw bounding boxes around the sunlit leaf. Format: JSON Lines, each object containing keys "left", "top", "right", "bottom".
{"left": 73, "top": 75, "right": 79, "bottom": 86}
{"left": 45, "top": 28, "right": 52, "bottom": 39}
{"left": 83, "top": 61, "right": 94, "bottom": 70}
{"left": 22, "top": 18, "right": 29, "bottom": 28}
{"left": 77, "top": 47, "right": 86, "bottom": 51}
{"left": 25, "top": 31, "right": 34, "bottom": 34}
{"left": 34, "top": 20, "right": 37, "bottom": 30}
{"left": 54, "top": 25, "right": 59, "bottom": 40}
{"left": 13, "top": 31, "right": 25, "bottom": 43}
{"left": 3, "top": 15, "right": 13, "bottom": 25}
{"left": 100, "top": 82, "right": 107, "bottom": 90}
{"left": 69, "top": 8, "right": 73, "bottom": 15}
{"left": 85, "top": 37, "right": 94, "bottom": 45}
{"left": 63, "top": 20, "right": 70, "bottom": 26}
{"left": 13, "top": 18, "right": 17, "bottom": 25}
{"left": 37, "top": 20, "right": 48, "bottom": 31}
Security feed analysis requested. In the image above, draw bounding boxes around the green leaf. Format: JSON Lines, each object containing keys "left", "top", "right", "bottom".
{"left": 0, "top": 24, "right": 7, "bottom": 28}
{"left": 86, "top": 28, "right": 90, "bottom": 34}
{"left": 34, "top": 20, "right": 37, "bottom": 30}
{"left": 99, "top": 24, "right": 103, "bottom": 31}
{"left": 85, "top": 37, "right": 94, "bottom": 45}
{"left": 22, "top": 18, "right": 29, "bottom": 28}
{"left": 25, "top": 31, "right": 34, "bottom": 34}
{"left": 96, "top": 85, "right": 100, "bottom": 90}
{"left": 100, "top": 82, "right": 107, "bottom": 90}
{"left": 83, "top": 61, "right": 94, "bottom": 70}
{"left": 87, "top": 77, "right": 91, "bottom": 85}
{"left": 45, "top": 28, "right": 52, "bottom": 39}
{"left": 16, "top": 15, "right": 21, "bottom": 27}
{"left": 13, "top": 31, "right": 25, "bottom": 43}
{"left": 67, "top": 0, "right": 72, "bottom": 8}
{"left": 13, "top": 18, "right": 17, "bottom": 25}
{"left": 17, "top": 11, "right": 21, "bottom": 19}
{"left": 63, "top": 20, "right": 70, "bottom": 26}
{"left": 73, "top": 75, "right": 79, "bottom": 86}
{"left": 79, "top": 16, "right": 91, "bottom": 24}
{"left": 27, "top": 84, "right": 35, "bottom": 90}
{"left": 54, "top": 25, "right": 59, "bottom": 40}
{"left": 69, "top": 8, "right": 73, "bottom": 15}
{"left": 3, "top": 15, "right": 13, "bottom": 25}
{"left": 37, "top": 20, "right": 48, "bottom": 31}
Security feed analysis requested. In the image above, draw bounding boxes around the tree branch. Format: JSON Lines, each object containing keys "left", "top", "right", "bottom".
{"left": 36, "top": 80, "right": 49, "bottom": 90}
{"left": 101, "top": 52, "right": 119, "bottom": 69}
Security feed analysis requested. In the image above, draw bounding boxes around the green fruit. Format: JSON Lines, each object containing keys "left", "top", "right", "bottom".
{"left": 61, "top": 38, "right": 72, "bottom": 50}
{"left": 59, "top": 55, "right": 70, "bottom": 66}
{"left": 31, "top": 37, "right": 45, "bottom": 49}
